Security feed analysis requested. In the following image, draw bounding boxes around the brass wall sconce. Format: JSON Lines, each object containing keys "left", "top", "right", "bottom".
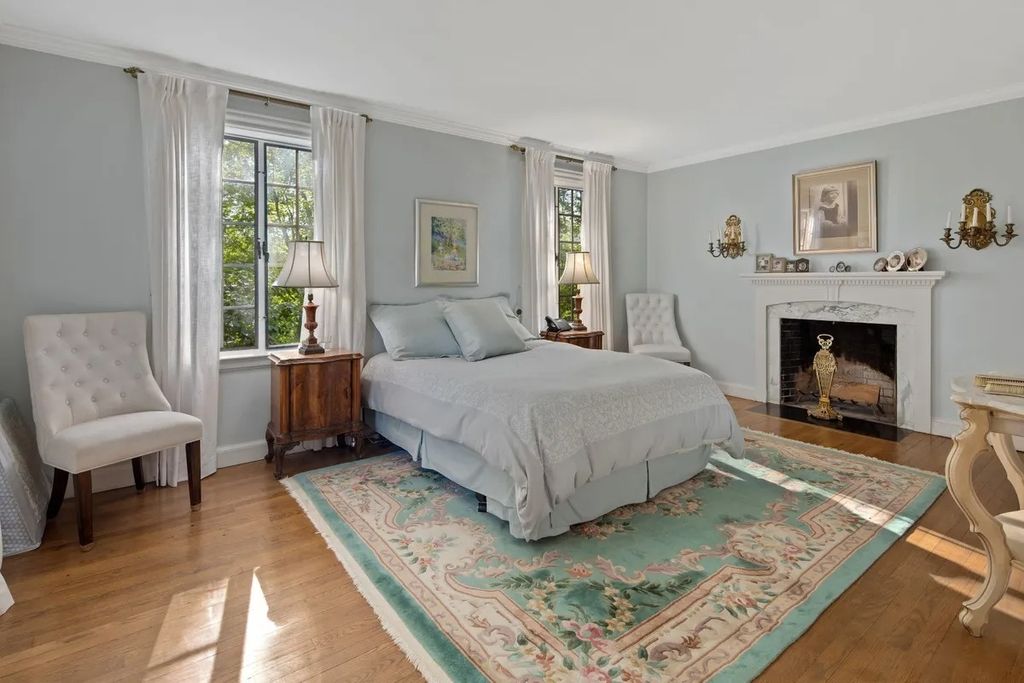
{"left": 941, "top": 188, "right": 1016, "bottom": 250}
{"left": 708, "top": 214, "right": 747, "bottom": 259}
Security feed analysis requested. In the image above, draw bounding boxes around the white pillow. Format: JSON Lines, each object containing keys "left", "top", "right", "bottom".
{"left": 368, "top": 302, "right": 461, "bottom": 360}
{"left": 438, "top": 294, "right": 538, "bottom": 342}
{"left": 440, "top": 300, "right": 527, "bottom": 361}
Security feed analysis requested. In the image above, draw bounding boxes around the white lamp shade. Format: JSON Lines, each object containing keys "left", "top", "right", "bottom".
{"left": 273, "top": 240, "right": 338, "bottom": 288}
{"left": 558, "top": 251, "right": 600, "bottom": 286}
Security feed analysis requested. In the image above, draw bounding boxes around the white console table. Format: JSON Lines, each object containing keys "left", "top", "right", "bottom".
{"left": 945, "top": 376, "right": 1024, "bottom": 636}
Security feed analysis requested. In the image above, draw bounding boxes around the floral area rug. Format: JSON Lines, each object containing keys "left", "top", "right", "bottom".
{"left": 285, "top": 429, "right": 945, "bottom": 682}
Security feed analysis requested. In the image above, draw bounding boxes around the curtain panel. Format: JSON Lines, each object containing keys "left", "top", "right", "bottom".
{"left": 0, "top": 528, "right": 11, "bottom": 615}
{"left": 521, "top": 146, "right": 557, "bottom": 333}
{"left": 311, "top": 106, "right": 366, "bottom": 355}
{"left": 138, "top": 74, "right": 228, "bottom": 484}
{"left": 581, "top": 160, "right": 614, "bottom": 348}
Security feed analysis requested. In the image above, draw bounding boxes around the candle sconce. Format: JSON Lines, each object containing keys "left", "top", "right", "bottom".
{"left": 708, "top": 214, "right": 747, "bottom": 259}
{"left": 941, "top": 188, "right": 1016, "bottom": 250}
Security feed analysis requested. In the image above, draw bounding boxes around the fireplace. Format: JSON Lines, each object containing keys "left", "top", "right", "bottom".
{"left": 779, "top": 318, "right": 897, "bottom": 424}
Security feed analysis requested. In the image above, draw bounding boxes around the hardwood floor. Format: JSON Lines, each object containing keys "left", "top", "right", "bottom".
{"left": 1, "top": 397, "right": 1021, "bottom": 682}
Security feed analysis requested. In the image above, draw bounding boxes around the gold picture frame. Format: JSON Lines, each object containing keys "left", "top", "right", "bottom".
{"left": 793, "top": 161, "right": 877, "bottom": 255}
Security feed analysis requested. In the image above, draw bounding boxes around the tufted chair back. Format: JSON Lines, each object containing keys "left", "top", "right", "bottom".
{"left": 23, "top": 312, "right": 171, "bottom": 455}
{"left": 625, "top": 293, "right": 684, "bottom": 349}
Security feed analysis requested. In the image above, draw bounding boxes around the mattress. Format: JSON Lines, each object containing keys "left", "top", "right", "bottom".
{"left": 369, "top": 409, "right": 713, "bottom": 539}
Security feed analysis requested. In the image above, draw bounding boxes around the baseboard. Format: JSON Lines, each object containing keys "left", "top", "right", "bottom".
{"left": 216, "top": 439, "right": 269, "bottom": 468}
{"left": 716, "top": 381, "right": 758, "bottom": 401}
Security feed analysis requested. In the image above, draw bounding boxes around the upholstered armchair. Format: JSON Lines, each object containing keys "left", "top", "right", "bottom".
{"left": 23, "top": 312, "right": 202, "bottom": 549}
{"left": 625, "top": 293, "right": 691, "bottom": 365}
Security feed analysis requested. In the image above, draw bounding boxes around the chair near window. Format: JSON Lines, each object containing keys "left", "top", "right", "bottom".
{"left": 23, "top": 312, "right": 202, "bottom": 550}
{"left": 625, "top": 293, "right": 692, "bottom": 365}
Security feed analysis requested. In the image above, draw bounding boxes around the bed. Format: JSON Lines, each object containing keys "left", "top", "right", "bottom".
{"left": 362, "top": 339, "right": 743, "bottom": 540}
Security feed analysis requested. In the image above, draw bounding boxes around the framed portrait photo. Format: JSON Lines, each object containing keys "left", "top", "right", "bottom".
{"left": 755, "top": 253, "right": 773, "bottom": 273}
{"left": 770, "top": 256, "right": 788, "bottom": 273}
{"left": 415, "top": 199, "right": 479, "bottom": 286}
{"left": 793, "top": 161, "right": 877, "bottom": 255}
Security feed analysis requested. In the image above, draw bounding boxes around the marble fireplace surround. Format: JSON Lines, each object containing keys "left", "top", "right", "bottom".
{"left": 741, "top": 272, "right": 945, "bottom": 433}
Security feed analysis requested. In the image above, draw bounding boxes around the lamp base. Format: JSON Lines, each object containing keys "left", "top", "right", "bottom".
{"left": 297, "top": 292, "right": 325, "bottom": 354}
{"left": 569, "top": 291, "right": 587, "bottom": 331}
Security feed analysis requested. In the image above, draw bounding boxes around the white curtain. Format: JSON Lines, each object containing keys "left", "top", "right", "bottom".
{"left": 311, "top": 106, "right": 366, "bottom": 354}
{"left": 139, "top": 74, "right": 227, "bottom": 484}
{"left": 521, "top": 146, "right": 557, "bottom": 334}
{"left": 581, "top": 160, "right": 614, "bottom": 348}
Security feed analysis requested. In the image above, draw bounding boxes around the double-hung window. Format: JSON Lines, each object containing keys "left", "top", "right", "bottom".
{"left": 221, "top": 136, "right": 314, "bottom": 353}
{"left": 554, "top": 177, "right": 584, "bottom": 320}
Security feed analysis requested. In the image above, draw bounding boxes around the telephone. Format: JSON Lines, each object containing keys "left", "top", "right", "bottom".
{"left": 545, "top": 316, "right": 572, "bottom": 332}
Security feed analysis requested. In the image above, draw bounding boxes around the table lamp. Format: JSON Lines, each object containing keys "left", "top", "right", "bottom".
{"left": 273, "top": 240, "right": 338, "bottom": 354}
{"left": 558, "top": 251, "right": 600, "bottom": 331}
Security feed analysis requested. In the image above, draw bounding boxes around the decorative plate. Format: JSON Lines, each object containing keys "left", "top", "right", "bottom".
{"left": 885, "top": 250, "right": 906, "bottom": 272}
{"left": 906, "top": 247, "right": 927, "bottom": 271}
{"left": 873, "top": 257, "right": 887, "bottom": 272}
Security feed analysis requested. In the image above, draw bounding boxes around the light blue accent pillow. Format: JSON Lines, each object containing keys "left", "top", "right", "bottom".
{"left": 368, "top": 302, "right": 461, "bottom": 360}
{"left": 438, "top": 294, "right": 539, "bottom": 342}
{"left": 440, "top": 299, "right": 528, "bottom": 361}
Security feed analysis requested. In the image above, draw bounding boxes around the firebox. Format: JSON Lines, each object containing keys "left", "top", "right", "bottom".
{"left": 779, "top": 318, "right": 897, "bottom": 424}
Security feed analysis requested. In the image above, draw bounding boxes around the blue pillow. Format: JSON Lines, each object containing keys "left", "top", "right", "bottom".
{"left": 439, "top": 294, "right": 539, "bottom": 342}
{"left": 440, "top": 300, "right": 527, "bottom": 361}
{"left": 368, "top": 302, "right": 461, "bottom": 360}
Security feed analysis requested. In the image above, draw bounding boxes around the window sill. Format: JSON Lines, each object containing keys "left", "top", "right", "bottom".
{"left": 219, "top": 351, "right": 271, "bottom": 372}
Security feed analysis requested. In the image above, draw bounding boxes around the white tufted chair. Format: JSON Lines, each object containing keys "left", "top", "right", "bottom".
{"left": 23, "top": 312, "right": 202, "bottom": 549}
{"left": 625, "top": 293, "right": 692, "bottom": 365}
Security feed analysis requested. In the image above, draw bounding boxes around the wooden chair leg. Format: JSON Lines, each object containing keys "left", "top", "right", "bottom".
{"left": 73, "top": 471, "right": 94, "bottom": 551}
{"left": 131, "top": 457, "right": 146, "bottom": 493}
{"left": 47, "top": 468, "right": 69, "bottom": 519}
{"left": 185, "top": 440, "right": 202, "bottom": 511}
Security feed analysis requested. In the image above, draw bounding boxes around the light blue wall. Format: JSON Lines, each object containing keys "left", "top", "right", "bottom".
{"left": 646, "top": 98, "right": 1024, "bottom": 427}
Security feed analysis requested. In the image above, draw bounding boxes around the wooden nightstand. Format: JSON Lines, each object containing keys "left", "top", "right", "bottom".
{"left": 265, "top": 348, "right": 371, "bottom": 479}
{"left": 540, "top": 329, "right": 605, "bottom": 350}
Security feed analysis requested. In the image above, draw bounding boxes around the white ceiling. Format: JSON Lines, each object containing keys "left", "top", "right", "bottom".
{"left": 3, "top": 0, "right": 1024, "bottom": 171}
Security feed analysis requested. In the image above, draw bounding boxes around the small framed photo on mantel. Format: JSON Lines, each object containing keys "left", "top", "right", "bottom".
{"left": 415, "top": 199, "right": 479, "bottom": 286}
{"left": 793, "top": 161, "right": 877, "bottom": 255}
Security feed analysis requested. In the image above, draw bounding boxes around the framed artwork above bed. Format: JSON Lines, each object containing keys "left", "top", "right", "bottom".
{"left": 415, "top": 199, "right": 479, "bottom": 286}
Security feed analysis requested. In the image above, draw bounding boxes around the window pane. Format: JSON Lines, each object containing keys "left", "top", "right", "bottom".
{"left": 223, "top": 182, "right": 256, "bottom": 224}
{"left": 298, "top": 151, "right": 314, "bottom": 188}
{"left": 573, "top": 217, "right": 582, "bottom": 244}
{"left": 267, "top": 225, "right": 297, "bottom": 268}
{"left": 267, "top": 186, "right": 297, "bottom": 225}
{"left": 223, "top": 139, "right": 255, "bottom": 181}
{"left": 223, "top": 223, "right": 255, "bottom": 265}
{"left": 267, "top": 286, "right": 303, "bottom": 346}
{"left": 267, "top": 146, "right": 297, "bottom": 185}
{"left": 298, "top": 189, "right": 314, "bottom": 227}
{"left": 223, "top": 308, "right": 256, "bottom": 350}
{"left": 557, "top": 189, "right": 573, "bottom": 215}
{"left": 223, "top": 266, "right": 256, "bottom": 307}
{"left": 572, "top": 189, "right": 582, "bottom": 216}
{"left": 559, "top": 215, "right": 572, "bottom": 243}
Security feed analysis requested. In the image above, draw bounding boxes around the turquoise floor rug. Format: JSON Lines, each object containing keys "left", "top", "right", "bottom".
{"left": 285, "top": 429, "right": 945, "bottom": 682}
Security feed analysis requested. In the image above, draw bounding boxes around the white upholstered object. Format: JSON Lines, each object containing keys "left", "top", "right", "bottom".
{"left": 23, "top": 312, "right": 203, "bottom": 547}
{"left": 625, "top": 293, "right": 691, "bottom": 364}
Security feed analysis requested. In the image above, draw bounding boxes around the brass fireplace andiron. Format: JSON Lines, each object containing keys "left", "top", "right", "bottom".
{"left": 809, "top": 334, "right": 842, "bottom": 421}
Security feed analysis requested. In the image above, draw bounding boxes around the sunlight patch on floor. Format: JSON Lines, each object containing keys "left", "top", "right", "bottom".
{"left": 241, "top": 570, "right": 280, "bottom": 678}
{"left": 146, "top": 578, "right": 229, "bottom": 680}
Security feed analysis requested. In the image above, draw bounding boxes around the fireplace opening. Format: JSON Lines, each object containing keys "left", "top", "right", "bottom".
{"left": 779, "top": 318, "right": 897, "bottom": 425}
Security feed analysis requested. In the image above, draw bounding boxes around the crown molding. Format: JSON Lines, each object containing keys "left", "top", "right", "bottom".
{"left": 647, "top": 83, "right": 1024, "bottom": 173}
{"left": 0, "top": 24, "right": 648, "bottom": 172}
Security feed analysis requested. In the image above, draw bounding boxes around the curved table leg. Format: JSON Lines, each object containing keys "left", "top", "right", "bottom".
{"left": 945, "top": 405, "right": 1012, "bottom": 637}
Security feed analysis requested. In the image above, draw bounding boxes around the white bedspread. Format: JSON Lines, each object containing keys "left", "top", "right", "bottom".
{"left": 363, "top": 341, "right": 743, "bottom": 539}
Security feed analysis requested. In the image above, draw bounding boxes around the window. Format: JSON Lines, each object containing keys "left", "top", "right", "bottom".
{"left": 221, "top": 137, "right": 314, "bottom": 352}
{"left": 555, "top": 185, "right": 583, "bottom": 320}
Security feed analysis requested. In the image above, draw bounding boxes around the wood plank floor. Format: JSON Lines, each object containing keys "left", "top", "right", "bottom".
{"left": 1, "top": 397, "right": 1021, "bottom": 682}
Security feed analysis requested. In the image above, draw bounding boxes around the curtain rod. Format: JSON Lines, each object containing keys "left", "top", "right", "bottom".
{"left": 123, "top": 67, "right": 372, "bottom": 123}
{"left": 509, "top": 144, "right": 616, "bottom": 171}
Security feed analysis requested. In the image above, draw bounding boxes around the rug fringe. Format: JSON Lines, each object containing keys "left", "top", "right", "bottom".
{"left": 282, "top": 477, "right": 452, "bottom": 683}
{"left": 741, "top": 427, "right": 946, "bottom": 481}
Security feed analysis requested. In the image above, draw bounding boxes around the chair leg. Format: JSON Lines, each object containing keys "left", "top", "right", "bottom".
{"left": 47, "top": 468, "right": 69, "bottom": 519}
{"left": 73, "top": 471, "right": 94, "bottom": 551}
{"left": 185, "top": 440, "right": 202, "bottom": 511}
{"left": 131, "top": 457, "right": 146, "bottom": 493}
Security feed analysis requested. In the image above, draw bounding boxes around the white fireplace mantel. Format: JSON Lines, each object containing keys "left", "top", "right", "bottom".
{"left": 742, "top": 271, "right": 946, "bottom": 432}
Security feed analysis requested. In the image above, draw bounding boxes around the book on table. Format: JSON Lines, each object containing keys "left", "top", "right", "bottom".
{"left": 974, "top": 373, "right": 1024, "bottom": 397}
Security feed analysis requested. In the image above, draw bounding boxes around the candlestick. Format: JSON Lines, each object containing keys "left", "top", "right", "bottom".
{"left": 972, "top": 207, "right": 980, "bottom": 227}
{"left": 986, "top": 204, "right": 992, "bottom": 222}
{"left": 1009, "top": 205, "right": 1013, "bottom": 224}
{"left": 961, "top": 204, "right": 966, "bottom": 222}
{"left": 945, "top": 211, "right": 951, "bottom": 231}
